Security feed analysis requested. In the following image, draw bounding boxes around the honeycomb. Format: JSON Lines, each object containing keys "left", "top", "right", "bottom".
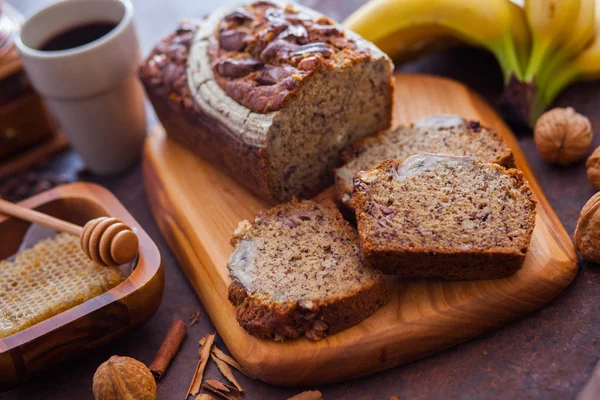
{"left": 0, "top": 233, "right": 125, "bottom": 338}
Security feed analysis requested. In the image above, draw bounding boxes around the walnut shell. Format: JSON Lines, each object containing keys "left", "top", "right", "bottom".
{"left": 574, "top": 192, "right": 600, "bottom": 263}
{"left": 93, "top": 356, "right": 157, "bottom": 400}
{"left": 587, "top": 146, "right": 600, "bottom": 190}
{"left": 534, "top": 107, "right": 593, "bottom": 166}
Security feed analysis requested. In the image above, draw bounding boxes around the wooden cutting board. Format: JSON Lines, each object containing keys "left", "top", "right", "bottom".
{"left": 143, "top": 73, "right": 578, "bottom": 386}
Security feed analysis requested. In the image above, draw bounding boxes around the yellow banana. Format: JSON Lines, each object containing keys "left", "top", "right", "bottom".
{"left": 521, "top": 0, "right": 596, "bottom": 121}
{"left": 532, "top": 0, "right": 595, "bottom": 89}
{"left": 542, "top": 0, "right": 600, "bottom": 107}
{"left": 549, "top": 0, "right": 595, "bottom": 68}
{"left": 343, "top": 0, "right": 600, "bottom": 126}
{"left": 343, "top": 0, "right": 529, "bottom": 81}
{"left": 508, "top": 1, "right": 532, "bottom": 75}
{"left": 524, "top": 0, "right": 582, "bottom": 81}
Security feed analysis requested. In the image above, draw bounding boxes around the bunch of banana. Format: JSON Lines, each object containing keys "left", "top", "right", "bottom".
{"left": 344, "top": 0, "right": 600, "bottom": 126}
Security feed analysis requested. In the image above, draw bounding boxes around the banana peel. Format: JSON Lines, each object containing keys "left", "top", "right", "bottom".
{"left": 344, "top": 0, "right": 600, "bottom": 127}
{"left": 344, "top": 0, "right": 527, "bottom": 81}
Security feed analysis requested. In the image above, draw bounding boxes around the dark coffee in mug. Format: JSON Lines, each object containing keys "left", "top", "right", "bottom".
{"left": 39, "top": 22, "right": 117, "bottom": 51}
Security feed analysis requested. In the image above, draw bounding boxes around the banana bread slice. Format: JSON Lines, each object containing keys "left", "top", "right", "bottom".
{"left": 227, "top": 199, "right": 389, "bottom": 341}
{"left": 353, "top": 154, "right": 536, "bottom": 280}
{"left": 335, "top": 115, "right": 514, "bottom": 208}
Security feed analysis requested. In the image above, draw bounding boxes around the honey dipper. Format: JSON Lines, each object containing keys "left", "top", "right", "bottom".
{"left": 0, "top": 198, "right": 138, "bottom": 266}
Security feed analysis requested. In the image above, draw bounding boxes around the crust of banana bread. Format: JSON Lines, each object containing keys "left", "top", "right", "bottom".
{"left": 353, "top": 155, "right": 536, "bottom": 280}
{"left": 145, "top": 83, "right": 277, "bottom": 201}
{"left": 228, "top": 277, "right": 389, "bottom": 341}
{"left": 227, "top": 199, "right": 389, "bottom": 341}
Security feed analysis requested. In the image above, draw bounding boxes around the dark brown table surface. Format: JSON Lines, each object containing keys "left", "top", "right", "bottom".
{"left": 4, "top": 0, "right": 600, "bottom": 399}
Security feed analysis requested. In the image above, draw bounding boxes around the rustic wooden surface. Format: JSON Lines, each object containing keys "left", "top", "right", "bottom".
{"left": 0, "top": 132, "right": 68, "bottom": 177}
{"left": 0, "top": 183, "right": 163, "bottom": 389}
{"left": 143, "top": 73, "right": 578, "bottom": 386}
{"left": 4, "top": 0, "right": 600, "bottom": 398}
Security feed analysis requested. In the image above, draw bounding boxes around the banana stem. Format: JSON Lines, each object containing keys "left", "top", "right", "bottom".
{"left": 536, "top": 55, "right": 564, "bottom": 90}
{"left": 543, "top": 66, "right": 581, "bottom": 106}
{"left": 527, "top": 66, "right": 581, "bottom": 123}
{"left": 491, "top": 37, "right": 524, "bottom": 83}
{"left": 525, "top": 39, "right": 552, "bottom": 81}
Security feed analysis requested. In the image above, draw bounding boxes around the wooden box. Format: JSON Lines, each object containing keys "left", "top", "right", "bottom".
{"left": 0, "top": 183, "right": 164, "bottom": 390}
{"left": 0, "top": 3, "right": 59, "bottom": 164}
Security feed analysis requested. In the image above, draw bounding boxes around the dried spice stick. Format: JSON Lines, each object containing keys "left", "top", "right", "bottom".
{"left": 202, "top": 379, "right": 242, "bottom": 400}
{"left": 149, "top": 319, "right": 188, "bottom": 380}
{"left": 210, "top": 353, "right": 243, "bottom": 392}
{"left": 186, "top": 333, "right": 216, "bottom": 398}
{"left": 287, "top": 391, "right": 323, "bottom": 400}
{"left": 196, "top": 395, "right": 215, "bottom": 400}
{"left": 212, "top": 346, "right": 255, "bottom": 379}
{"left": 201, "top": 336, "right": 255, "bottom": 380}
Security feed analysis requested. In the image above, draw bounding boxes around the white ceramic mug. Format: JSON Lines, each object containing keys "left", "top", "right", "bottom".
{"left": 15, "top": 0, "right": 146, "bottom": 175}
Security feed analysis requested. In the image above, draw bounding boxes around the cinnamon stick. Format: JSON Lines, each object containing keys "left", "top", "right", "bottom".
{"left": 202, "top": 379, "right": 242, "bottom": 400}
{"left": 186, "top": 333, "right": 216, "bottom": 398}
{"left": 149, "top": 319, "right": 188, "bottom": 380}
{"left": 211, "top": 353, "right": 244, "bottom": 392}
{"left": 211, "top": 346, "right": 255, "bottom": 379}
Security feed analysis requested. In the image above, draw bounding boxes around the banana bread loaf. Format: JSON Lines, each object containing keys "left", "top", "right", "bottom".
{"left": 139, "top": 1, "right": 394, "bottom": 204}
{"left": 353, "top": 154, "right": 536, "bottom": 280}
{"left": 335, "top": 115, "right": 514, "bottom": 208}
{"left": 227, "top": 199, "right": 389, "bottom": 341}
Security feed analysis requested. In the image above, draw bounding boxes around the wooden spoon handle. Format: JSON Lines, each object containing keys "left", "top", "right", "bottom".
{"left": 0, "top": 197, "right": 83, "bottom": 236}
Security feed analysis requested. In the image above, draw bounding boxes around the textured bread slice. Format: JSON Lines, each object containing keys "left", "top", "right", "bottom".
{"left": 227, "top": 199, "right": 389, "bottom": 341}
{"left": 335, "top": 115, "right": 514, "bottom": 208}
{"left": 0, "top": 233, "right": 125, "bottom": 338}
{"left": 353, "top": 154, "right": 536, "bottom": 280}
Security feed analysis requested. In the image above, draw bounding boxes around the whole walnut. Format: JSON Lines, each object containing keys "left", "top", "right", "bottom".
{"left": 587, "top": 146, "right": 600, "bottom": 190}
{"left": 534, "top": 107, "right": 593, "bottom": 166}
{"left": 93, "top": 356, "right": 157, "bottom": 400}
{"left": 574, "top": 192, "right": 600, "bottom": 263}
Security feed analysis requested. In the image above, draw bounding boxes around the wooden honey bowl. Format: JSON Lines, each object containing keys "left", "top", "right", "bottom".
{"left": 0, "top": 183, "right": 163, "bottom": 390}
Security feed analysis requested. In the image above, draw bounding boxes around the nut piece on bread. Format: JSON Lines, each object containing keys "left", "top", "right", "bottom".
{"left": 139, "top": 1, "right": 394, "bottom": 204}
{"left": 353, "top": 154, "right": 536, "bottom": 280}
{"left": 335, "top": 115, "right": 514, "bottom": 209}
{"left": 227, "top": 199, "right": 389, "bottom": 341}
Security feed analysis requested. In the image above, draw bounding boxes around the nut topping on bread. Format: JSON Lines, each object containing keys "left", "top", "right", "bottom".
{"left": 226, "top": 199, "right": 389, "bottom": 341}
{"left": 353, "top": 154, "right": 536, "bottom": 280}
{"left": 139, "top": 23, "right": 198, "bottom": 113}
{"left": 209, "top": 1, "right": 371, "bottom": 113}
